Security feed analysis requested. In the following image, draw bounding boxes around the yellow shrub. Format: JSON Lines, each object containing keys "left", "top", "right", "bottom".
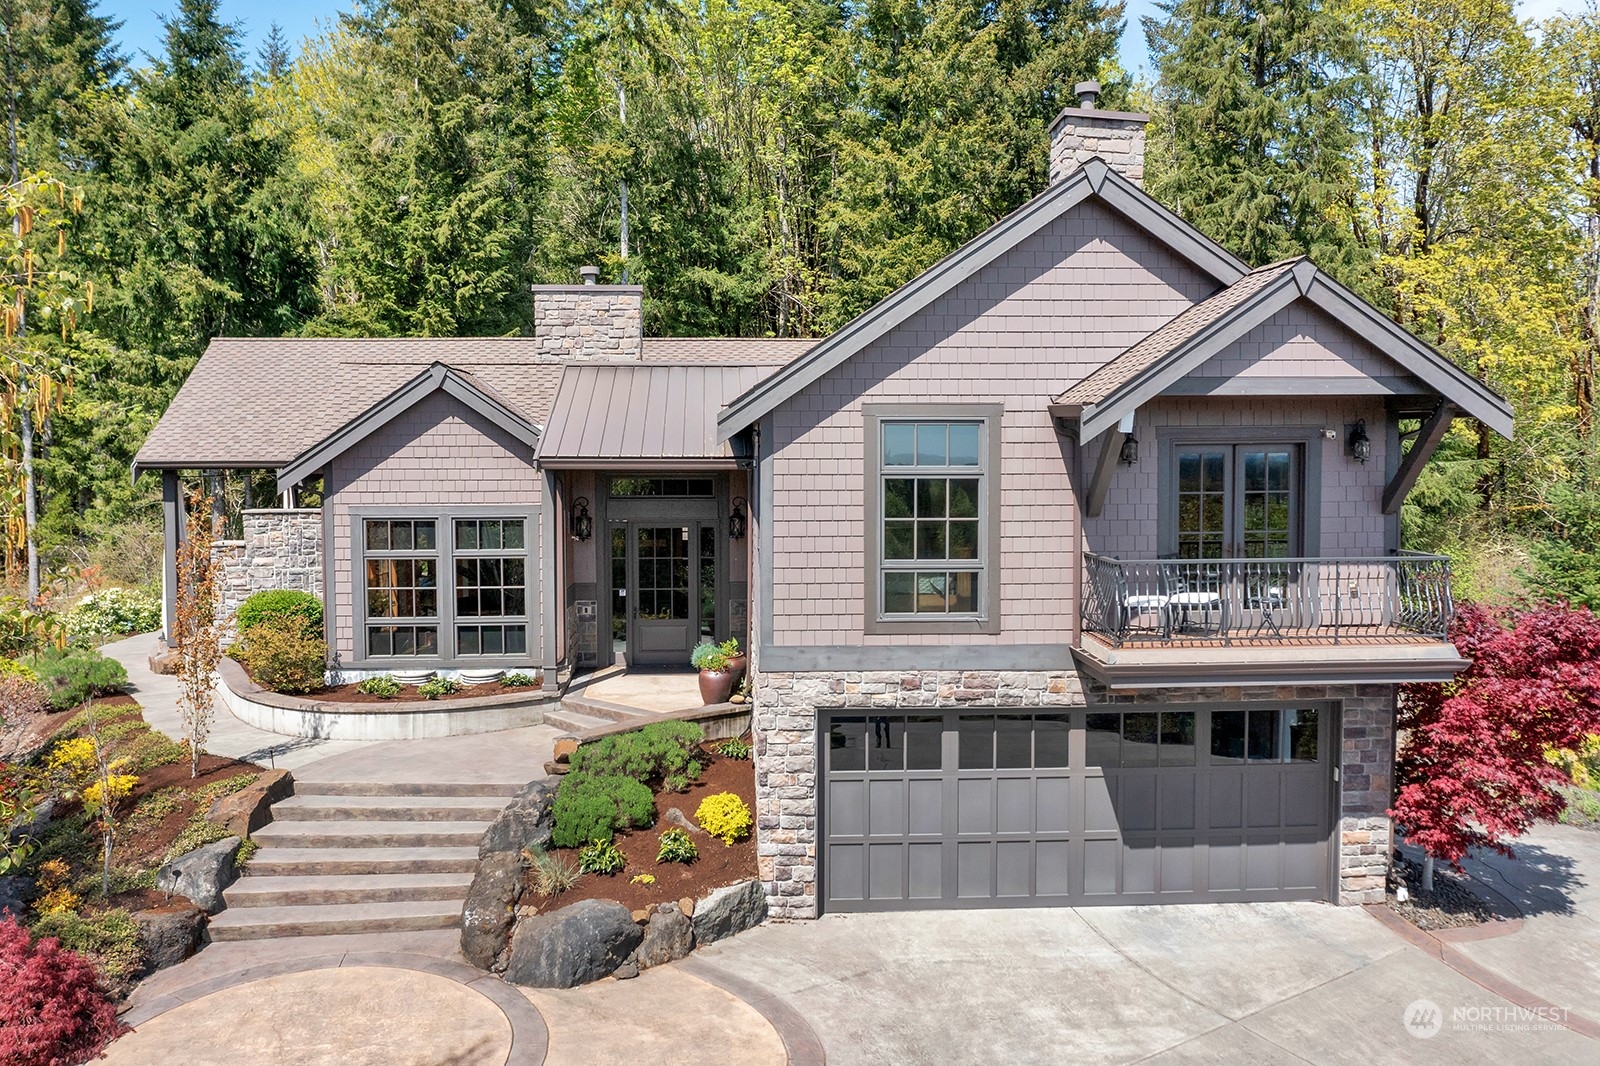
{"left": 82, "top": 773, "right": 138, "bottom": 813}
{"left": 37, "top": 858, "right": 70, "bottom": 891}
{"left": 630, "top": 873, "right": 656, "bottom": 886}
{"left": 695, "top": 792, "right": 753, "bottom": 846}
{"left": 44, "top": 737, "right": 97, "bottom": 779}
{"left": 37, "top": 886, "right": 80, "bottom": 916}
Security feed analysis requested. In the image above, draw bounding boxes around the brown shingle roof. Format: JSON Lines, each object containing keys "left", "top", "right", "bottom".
{"left": 1054, "top": 259, "right": 1302, "bottom": 407}
{"left": 133, "top": 336, "right": 815, "bottom": 470}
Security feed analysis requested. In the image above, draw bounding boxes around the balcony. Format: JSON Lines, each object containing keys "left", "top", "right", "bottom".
{"left": 1074, "top": 552, "right": 1468, "bottom": 688}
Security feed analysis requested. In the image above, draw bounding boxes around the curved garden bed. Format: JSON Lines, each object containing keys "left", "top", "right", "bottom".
{"left": 217, "top": 658, "right": 559, "bottom": 741}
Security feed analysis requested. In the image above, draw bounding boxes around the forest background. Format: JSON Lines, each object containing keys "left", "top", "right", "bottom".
{"left": 2, "top": 0, "right": 1598, "bottom": 609}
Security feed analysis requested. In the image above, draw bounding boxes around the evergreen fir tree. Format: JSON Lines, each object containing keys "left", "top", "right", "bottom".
{"left": 258, "top": 22, "right": 292, "bottom": 80}
{"left": 1144, "top": 0, "right": 1371, "bottom": 283}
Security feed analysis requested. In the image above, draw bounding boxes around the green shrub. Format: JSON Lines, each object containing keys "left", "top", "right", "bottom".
{"left": 550, "top": 772, "right": 655, "bottom": 848}
{"left": 0, "top": 657, "right": 36, "bottom": 682}
{"left": 690, "top": 637, "right": 741, "bottom": 671}
{"left": 162, "top": 818, "right": 232, "bottom": 864}
{"left": 577, "top": 838, "right": 626, "bottom": 875}
{"left": 28, "top": 648, "right": 130, "bottom": 710}
{"left": 656, "top": 827, "right": 697, "bottom": 864}
{"left": 569, "top": 721, "right": 705, "bottom": 787}
{"left": 357, "top": 675, "right": 402, "bottom": 698}
{"left": 417, "top": 676, "right": 461, "bottom": 700}
{"left": 196, "top": 772, "right": 258, "bottom": 804}
{"left": 501, "top": 672, "right": 538, "bottom": 687}
{"left": 716, "top": 738, "right": 752, "bottom": 760}
{"left": 64, "top": 588, "right": 162, "bottom": 640}
{"left": 234, "top": 839, "right": 259, "bottom": 869}
{"left": 126, "top": 788, "right": 183, "bottom": 834}
{"left": 695, "top": 792, "right": 753, "bottom": 846}
{"left": 28, "top": 907, "right": 143, "bottom": 987}
{"left": 123, "top": 730, "right": 187, "bottom": 772}
{"left": 235, "top": 623, "right": 326, "bottom": 694}
{"left": 235, "top": 590, "right": 323, "bottom": 636}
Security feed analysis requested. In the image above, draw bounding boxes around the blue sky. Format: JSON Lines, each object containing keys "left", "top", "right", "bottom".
{"left": 103, "top": 0, "right": 1583, "bottom": 77}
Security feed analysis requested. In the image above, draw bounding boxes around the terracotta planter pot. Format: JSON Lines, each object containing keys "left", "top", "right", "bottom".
{"left": 727, "top": 654, "right": 748, "bottom": 690}
{"left": 698, "top": 667, "right": 738, "bottom": 706}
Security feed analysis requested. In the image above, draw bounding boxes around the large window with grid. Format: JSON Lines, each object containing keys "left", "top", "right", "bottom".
{"left": 865, "top": 407, "right": 1000, "bottom": 632}
{"left": 359, "top": 515, "right": 532, "bottom": 662}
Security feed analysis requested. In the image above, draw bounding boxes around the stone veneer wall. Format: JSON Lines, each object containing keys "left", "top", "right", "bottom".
{"left": 214, "top": 509, "right": 324, "bottom": 637}
{"left": 531, "top": 286, "right": 643, "bottom": 360}
{"left": 1048, "top": 110, "right": 1147, "bottom": 186}
{"left": 752, "top": 671, "right": 1394, "bottom": 919}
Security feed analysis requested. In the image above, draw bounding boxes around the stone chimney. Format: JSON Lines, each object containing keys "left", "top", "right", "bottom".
{"left": 532, "top": 269, "right": 643, "bottom": 360}
{"left": 1048, "top": 80, "right": 1148, "bottom": 187}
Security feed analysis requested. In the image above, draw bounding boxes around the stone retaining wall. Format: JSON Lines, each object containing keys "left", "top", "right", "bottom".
{"left": 752, "top": 669, "right": 1395, "bottom": 918}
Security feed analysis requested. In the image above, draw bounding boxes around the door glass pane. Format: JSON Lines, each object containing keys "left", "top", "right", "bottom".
{"left": 1241, "top": 449, "right": 1294, "bottom": 559}
{"left": 1121, "top": 713, "right": 1159, "bottom": 768}
{"left": 1211, "top": 711, "right": 1246, "bottom": 763}
{"left": 700, "top": 525, "right": 717, "bottom": 642}
{"left": 1035, "top": 715, "right": 1070, "bottom": 767}
{"left": 906, "top": 716, "right": 942, "bottom": 770}
{"left": 1160, "top": 712, "right": 1196, "bottom": 766}
{"left": 611, "top": 524, "right": 627, "bottom": 654}
{"left": 829, "top": 718, "right": 866, "bottom": 772}
{"left": 636, "top": 527, "right": 690, "bottom": 620}
{"left": 1086, "top": 713, "right": 1120, "bottom": 767}
{"left": 995, "top": 715, "right": 1031, "bottom": 769}
{"left": 958, "top": 716, "right": 994, "bottom": 769}
{"left": 1247, "top": 709, "right": 1281, "bottom": 761}
{"left": 1288, "top": 709, "right": 1319, "bottom": 762}
{"left": 868, "top": 716, "right": 903, "bottom": 771}
{"left": 1176, "top": 449, "right": 1228, "bottom": 560}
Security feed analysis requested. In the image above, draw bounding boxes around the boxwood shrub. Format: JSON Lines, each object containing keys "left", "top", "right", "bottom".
{"left": 551, "top": 772, "right": 655, "bottom": 848}
{"left": 235, "top": 590, "right": 323, "bottom": 636}
{"left": 568, "top": 721, "right": 705, "bottom": 788}
{"left": 28, "top": 648, "right": 130, "bottom": 710}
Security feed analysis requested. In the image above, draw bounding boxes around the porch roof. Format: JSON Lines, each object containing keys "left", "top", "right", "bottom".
{"left": 538, "top": 362, "right": 783, "bottom": 467}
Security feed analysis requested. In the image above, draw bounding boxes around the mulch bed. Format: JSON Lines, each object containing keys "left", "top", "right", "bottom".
{"left": 522, "top": 744, "right": 759, "bottom": 914}
{"left": 1386, "top": 854, "right": 1498, "bottom": 931}
{"left": 279, "top": 680, "right": 542, "bottom": 704}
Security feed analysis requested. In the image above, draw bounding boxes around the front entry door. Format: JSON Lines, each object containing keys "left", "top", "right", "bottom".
{"left": 613, "top": 522, "right": 709, "bottom": 666}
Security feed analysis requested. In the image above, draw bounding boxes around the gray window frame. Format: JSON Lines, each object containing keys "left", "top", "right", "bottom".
{"left": 864, "top": 404, "right": 1003, "bottom": 636}
{"left": 352, "top": 506, "right": 538, "bottom": 667}
{"left": 1156, "top": 426, "right": 1325, "bottom": 559}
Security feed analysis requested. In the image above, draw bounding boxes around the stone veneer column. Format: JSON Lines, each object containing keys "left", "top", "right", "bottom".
{"left": 214, "top": 509, "right": 325, "bottom": 636}
{"left": 751, "top": 675, "right": 1396, "bottom": 916}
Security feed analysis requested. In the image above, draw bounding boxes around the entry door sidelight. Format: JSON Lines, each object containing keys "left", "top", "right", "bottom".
{"left": 629, "top": 524, "right": 695, "bottom": 665}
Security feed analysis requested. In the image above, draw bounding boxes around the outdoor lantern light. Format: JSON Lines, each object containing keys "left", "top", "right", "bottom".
{"left": 728, "top": 497, "right": 748, "bottom": 540}
{"left": 1347, "top": 420, "right": 1372, "bottom": 464}
{"left": 570, "top": 497, "right": 593, "bottom": 541}
{"left": 1119, "top": 434, "right": 1139, "bottom": 466}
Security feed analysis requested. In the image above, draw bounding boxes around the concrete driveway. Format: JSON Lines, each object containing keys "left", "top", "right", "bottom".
{"left": 691, "top": 893, "right": 1596, "bottom": 1065}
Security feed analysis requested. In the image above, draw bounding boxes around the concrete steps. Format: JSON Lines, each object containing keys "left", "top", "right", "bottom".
{"left": 217, "top": 784, "right": 519, "bottom": 941}
{"left": 542, "top": 708, "right": 618, "bottom": 733}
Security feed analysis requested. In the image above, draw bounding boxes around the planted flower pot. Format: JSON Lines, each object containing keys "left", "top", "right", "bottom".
{"left": 691, "top": 639, "right": 745, "bottom": 706}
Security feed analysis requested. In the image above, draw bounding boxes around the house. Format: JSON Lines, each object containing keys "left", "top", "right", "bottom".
{"left": 132, "top": 82, "right": 1512, "bottom": 919}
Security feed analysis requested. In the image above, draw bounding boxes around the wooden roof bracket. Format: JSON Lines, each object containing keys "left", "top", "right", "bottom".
{"left": 1382, "top": 402, "right": 1455, "bottom": 515}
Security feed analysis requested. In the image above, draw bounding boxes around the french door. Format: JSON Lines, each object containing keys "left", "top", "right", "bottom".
{"left": 1173, "top": 445, "right": 1300, "bottom": 561}
{"left": 610, "top": 522, "right": 717, "bottom": 666}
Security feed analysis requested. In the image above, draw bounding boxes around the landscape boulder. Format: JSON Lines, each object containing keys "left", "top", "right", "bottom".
{"left": 157, "top": 836, "right": 241, "bottom": 914}
{"left": 461, "top": 851, "right": 525, "bottom": 970}
{"left": 206, "top": 769, "right": 294, "bottom": 839}
{"left": 134, "top": 905, "right": 206, "bottom": 973}
{"left": 0, "top": 875, "right": 35, "bottom": 919}
{"left": 478, "top": 779, "right": 556, "bottom": 859}
{"left": 636, "top": 902, "right": 694, "bottom": 969}
{"left": 503, "top": 899, "right": 643, "bottom": 989}
{"left": 691, "top": 880, "right": 767, "bottom": 946}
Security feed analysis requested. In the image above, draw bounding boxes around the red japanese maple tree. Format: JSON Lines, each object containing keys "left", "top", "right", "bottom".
{"left": 1394, "top": 602, "right": 1600, "bottom": 878}
{"left": 0, "top": 917, "right": 126, "bottom": 1066}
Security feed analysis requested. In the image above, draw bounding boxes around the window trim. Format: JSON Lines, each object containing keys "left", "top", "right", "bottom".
{"left": 350, "top": 506, "right": 538, "bottom": 667}
{"left": 863, "top": 404, "right": 1003, "bottom": 635}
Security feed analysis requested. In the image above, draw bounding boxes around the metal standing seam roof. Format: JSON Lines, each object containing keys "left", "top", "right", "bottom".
{"left": 132, "top": 337, "right": 815, "bottom": 470}
{"left": 1053, "top": 258, "right": 1304, "bottom": 407}
{"left": 539, "top": 363, "right": 784, "bottom": 462}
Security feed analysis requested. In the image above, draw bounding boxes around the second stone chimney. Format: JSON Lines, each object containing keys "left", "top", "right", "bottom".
{"left": 532, "top": 268, "right": 643, "bottom": 360}
{"left": 1048, "top": 80, "right": 1148, "bottom": 187}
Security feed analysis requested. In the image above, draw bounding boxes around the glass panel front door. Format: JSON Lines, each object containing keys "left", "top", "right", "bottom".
{"left": 612, "top": 522, "right": 708, "bottom": 666}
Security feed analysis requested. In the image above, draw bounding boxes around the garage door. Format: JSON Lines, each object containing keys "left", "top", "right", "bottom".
{"left": 822, "top": 707, "right": 1334, "bottom": 911}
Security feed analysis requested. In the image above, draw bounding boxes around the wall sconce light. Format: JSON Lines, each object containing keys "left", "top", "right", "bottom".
{"left": 728, "top": 497, "right": 748, "bottom": 540}
{"left": 1346, "top": 420, "right": 1372, "bottom": 464}
{"left": 570, "top": 497, "right": 593, "bottom": 541}
{"left": 1118, "top": 434, "right": 1139, "bottom": 466}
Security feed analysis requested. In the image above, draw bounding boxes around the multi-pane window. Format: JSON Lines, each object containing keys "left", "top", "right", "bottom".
{"left": 364, "top": 520, "right": 439, "bottom": 657}
{"left": 879, "top": 421, "right": 984, "bottom": 617}
{"left": 362, "top": 516, "right": 530, "bottom": 661}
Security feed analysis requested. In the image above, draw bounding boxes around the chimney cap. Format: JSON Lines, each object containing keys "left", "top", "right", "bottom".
{"left": 579, "top": 264, "right": 600, "bottom": 285}
{"left": 1074, "top": 80, "right": 1101, "bottom": 109}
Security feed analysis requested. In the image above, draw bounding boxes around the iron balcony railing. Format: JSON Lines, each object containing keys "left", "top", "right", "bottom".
{"left": 1080, "top": 550, "right": 1455, "bottom": 648}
